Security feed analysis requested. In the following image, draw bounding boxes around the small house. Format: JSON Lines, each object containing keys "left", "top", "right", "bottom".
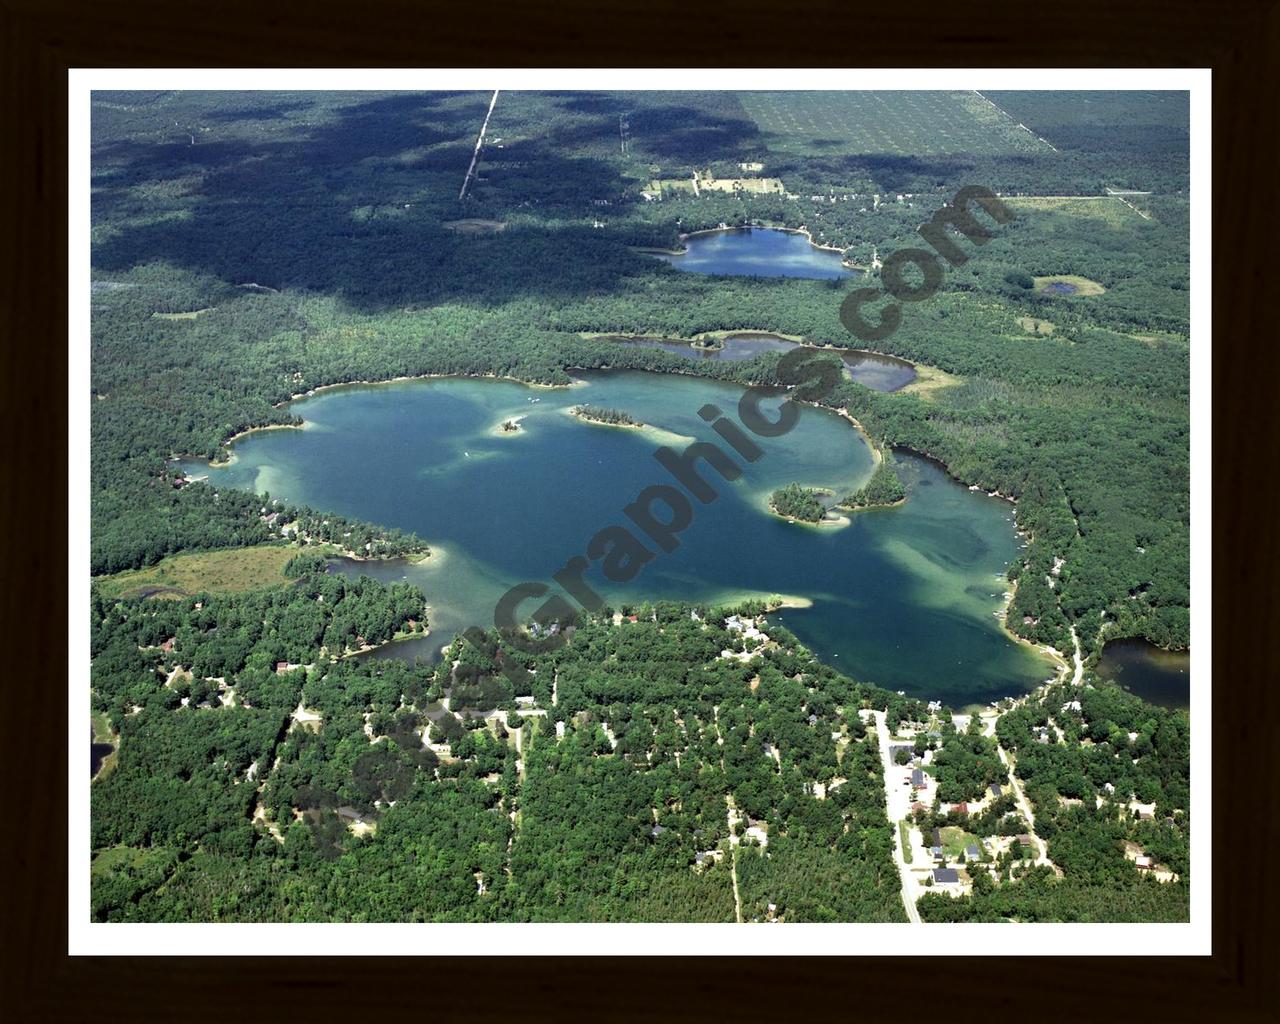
{"left": 933, "top": 868, "right": 959, "bottom": 885}
{"left": 964, "top": 843, "right": 981, "bottom": 862}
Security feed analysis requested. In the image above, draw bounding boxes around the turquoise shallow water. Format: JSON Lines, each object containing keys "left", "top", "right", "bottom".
{"left": 184, "top": 370, "right": 1051, "bottom": 706}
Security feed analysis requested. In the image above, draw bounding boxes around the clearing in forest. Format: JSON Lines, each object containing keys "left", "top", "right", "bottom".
{"left": 1004, "top": 195, "right": 1146, "bottom": 228}
{"left": 96, "top": 543, "right": 299, "bottom": 598}
{"left": 442, "top": 219, "right": 507, "bottom": 234}
{"left": 649, "top": 176, "right": 786, "bottom": 196}
{"left": 1034, "top": 274, "right": 1107, "bottom": 298}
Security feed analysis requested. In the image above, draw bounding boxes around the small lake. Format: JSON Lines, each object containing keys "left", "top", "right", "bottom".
{"left": 611, "top": 332, "right": 917, "bottom": 393}
{"left": 652, "top": 227, "right": 856, "bottom": 280}
{"left": 91, "top": 729, "right": 112, "bottom": 777}
{"left": 183, "top": 371, "right": 1051, "bottom": 707}
{"left": 1095, "top": 638, "right": 1190, "bottom": 709}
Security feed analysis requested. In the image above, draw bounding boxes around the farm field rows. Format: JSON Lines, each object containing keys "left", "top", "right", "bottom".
{"left": 739, "top": 90, "right": 1053, "bottom": 156}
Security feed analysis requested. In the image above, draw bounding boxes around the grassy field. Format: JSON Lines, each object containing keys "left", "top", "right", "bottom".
{"left": 1016, "top": 316, "right": 1056, "bottom": 336}
{"left": 739, "top": 91, "right": 1052, "bottom": 157}
{"left": 91, "top": 709, "right": 114, "bottom": 743}
{"left": 442, "top": 219, "right": 507, "bottom": 234}
{"left": 1005, "top": 195, "right": 1145, "bottom": 228}
{"left": 938, "top": 825, "right": 981, "bottom": 860}
{"left": 1034, "top": 274, "right": 1107, "bottom": 297}
{"left": 152, "top": 307, "right": 216, "bottom": 321}
{"left": 900, "top": 362, "right": 963, "bottom": 401}
{"left": 95, "top": 543, "right": 299, "bottom": 598}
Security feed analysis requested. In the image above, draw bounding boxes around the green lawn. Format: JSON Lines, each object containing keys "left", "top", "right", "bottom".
{"left": 938, "top": 826, "right": 981, "bottom": 860}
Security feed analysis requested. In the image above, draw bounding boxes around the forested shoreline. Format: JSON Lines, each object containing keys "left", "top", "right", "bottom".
{"left": 88, "top": 89, "right": 1192, "bottom": 923}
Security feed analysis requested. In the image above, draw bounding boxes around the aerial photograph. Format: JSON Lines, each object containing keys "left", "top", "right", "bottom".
{"left": 87, "top": 86, "right": 1192, "bottom": 925}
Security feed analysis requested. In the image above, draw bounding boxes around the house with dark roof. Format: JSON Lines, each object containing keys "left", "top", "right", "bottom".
{"left": 989, "top": 784, "right": 1002, "bottom": 798}
{"left": 933, "top": 867, "right": 959, "bottom": 884}
{"left": 911, "top": 769, "right": 926, "bottom": 787}
{"left": 965, "top": 843, "right": 981, "bottom": 862}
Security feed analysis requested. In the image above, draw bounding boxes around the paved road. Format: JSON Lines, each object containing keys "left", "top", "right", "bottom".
{"left": 872, "top": 710, "right": 921, "bottom": 924}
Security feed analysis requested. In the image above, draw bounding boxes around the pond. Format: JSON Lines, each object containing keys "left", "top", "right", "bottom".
{"left": 91, "top": 730, "right": 113, "bottom": 777}
{"left": 183, "top": 371, "right": 1052, "bottom": 708}
{"left": 609, "top": 332, "right": 917, "bottom": 392}
{"left": 1094, "top": 638, "right": 1190, "bottom": 709}
{"left": 651, "top": 227, "right": 857, "bottom": 280}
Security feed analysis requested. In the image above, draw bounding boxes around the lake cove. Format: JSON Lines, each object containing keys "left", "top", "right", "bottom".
{"left": 651, "top": 227, "right": 857, "bottom": 280}
{"left": 1095, "top": 638, "right": 1190, "bottom": 709}
{"left": 184, "top": 371, "right": 1051, "bottom": 708}
{"left": 607, "top": 332, "right": 917, "bottom": 393}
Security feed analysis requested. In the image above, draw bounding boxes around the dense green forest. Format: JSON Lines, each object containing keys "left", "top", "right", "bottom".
{"left": 89, "top": 89, "right": 1191, "bottom": 922}
{"left": 93, "top": 592, "right": 910, "bottom": 922}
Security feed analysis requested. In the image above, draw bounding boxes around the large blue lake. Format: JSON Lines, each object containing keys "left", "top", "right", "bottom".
{"left": 652, "top": 227, "right": 856, "bottom": 279}
{"left": 184, "top": 371, "right": 1052, "bottom": 707}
